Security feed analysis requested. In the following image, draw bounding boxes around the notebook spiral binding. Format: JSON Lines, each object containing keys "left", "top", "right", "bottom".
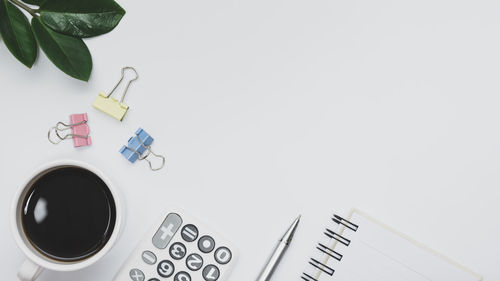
{"left": 301, "top": 214, "right": 359, "bottom": 281}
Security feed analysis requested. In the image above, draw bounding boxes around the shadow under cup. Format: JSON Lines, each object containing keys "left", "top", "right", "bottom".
{"left": 18, "top": 165, "right": 117, "bottom": 262}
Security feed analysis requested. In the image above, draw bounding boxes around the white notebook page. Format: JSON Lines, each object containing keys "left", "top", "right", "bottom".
{"left": 312, "top": 210, "right": 481, "bottom": 281}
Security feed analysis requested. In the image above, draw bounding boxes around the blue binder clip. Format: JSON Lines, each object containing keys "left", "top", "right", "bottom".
{"left": 119, "top": 128, "right": 165, "bottom": 171}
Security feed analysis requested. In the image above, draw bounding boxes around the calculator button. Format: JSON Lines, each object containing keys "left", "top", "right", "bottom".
{"left": 169, "top": 242, "right": 187, "bottom": 260}
{"left": 214, "top": 247, "right": 232, "bottom": 264}
{"left": 157, "top": 260, "right": 175, "bottom": 278}
{"left": 129, "top": 269, "right": 145, "bottom": 281}
{"left": 152, "top": 213, "right": 182, "bottom": 249}
{"left": 186, "top": 253, "right": 204, "bottom": 271}
{"left": 181, "top": 224, "right": 199, "bottom": 242}
{"left": 174, "top": 271, "right": 192, "bottom": 281}
{"left": 198, "top": 235, "right": 215, "bottom": 253}
{"left": 202, "top": 265, "right": 220, "bottom": 281}
{"left": 142, "top": 251, "right": 157, "bottom": 265}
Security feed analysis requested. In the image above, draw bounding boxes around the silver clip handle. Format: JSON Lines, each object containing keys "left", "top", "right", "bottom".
{"left": 106, "top": 66, "right": 139, "bottom": 103}
{"left": 47, "top": 121, "right": 89, "bottom": 144}
{"left": 126, "top": 132, "right": 166, "bottom": 171}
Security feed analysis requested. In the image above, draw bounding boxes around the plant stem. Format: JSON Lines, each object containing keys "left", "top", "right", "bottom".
{"left": 8, "top": 0, "right": 37, "bottom": 17}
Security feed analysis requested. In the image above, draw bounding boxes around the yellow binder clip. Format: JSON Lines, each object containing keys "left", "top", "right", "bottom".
{"left": 93, "top": 67, "right": 139, "bottom": 121}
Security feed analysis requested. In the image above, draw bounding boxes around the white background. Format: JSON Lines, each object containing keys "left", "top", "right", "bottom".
{"left": 0, "top": 0, "right": 499, "bottom": 280}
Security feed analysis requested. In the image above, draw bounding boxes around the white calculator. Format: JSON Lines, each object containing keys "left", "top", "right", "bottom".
{"left": 113, "top": 209, "right": 238, "bottom": 281}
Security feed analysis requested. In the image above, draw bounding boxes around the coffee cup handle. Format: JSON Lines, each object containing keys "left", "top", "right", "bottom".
{"left": 18, "top": 259, "right": 43, "bottom": 281}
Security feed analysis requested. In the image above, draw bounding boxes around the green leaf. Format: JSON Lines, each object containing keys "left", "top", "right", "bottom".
{"left": 31, "top": 17, "right": 92, "bottom": 81}
{"left": 22, "top": 0, "right": 45, "bottom": 5}
{"left": 0, "top": 0, "right": 37, "bottom": 68}
{"left": 40, "top": 0, "right": 125, "bottom": 38}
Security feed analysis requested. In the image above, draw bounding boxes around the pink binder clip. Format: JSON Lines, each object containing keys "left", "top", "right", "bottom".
{"left": 48, "top": 113, "right": 92, "bottom": 147}
{"left": 70, "top": 113, "right": 92, "bottom": 147}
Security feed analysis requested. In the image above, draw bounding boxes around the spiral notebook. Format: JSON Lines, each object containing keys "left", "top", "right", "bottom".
{"left": 301, "top": 209, "right": 482, "bottom": 281}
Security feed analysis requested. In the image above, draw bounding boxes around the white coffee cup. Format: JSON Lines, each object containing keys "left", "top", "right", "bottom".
{"left": 10, "top": 160, "right": 123, "bottom": 281}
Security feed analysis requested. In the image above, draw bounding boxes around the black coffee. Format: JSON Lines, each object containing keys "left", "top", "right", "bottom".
{"left": 21, "top": 166, "right": 116, "bottom": 262}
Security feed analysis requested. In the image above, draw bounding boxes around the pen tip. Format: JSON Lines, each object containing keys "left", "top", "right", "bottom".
{"left": 282, "top": 215, "right": 301, "bottom": 244}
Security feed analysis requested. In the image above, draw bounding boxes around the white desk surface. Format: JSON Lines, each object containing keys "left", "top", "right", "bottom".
{"left": 1, "top": 0, "right": 499, "bottom": 280}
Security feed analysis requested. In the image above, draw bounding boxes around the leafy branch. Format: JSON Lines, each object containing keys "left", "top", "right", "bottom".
{"left": 9, "top": 0, "right": 37, "bottom": 16}
{"left": 0, "top": 0, "right": 125, "bottom": 81}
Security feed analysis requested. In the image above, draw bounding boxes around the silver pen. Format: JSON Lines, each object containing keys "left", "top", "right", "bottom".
{"left": 256, "top": 216, "right": 301, "bottom": 281}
